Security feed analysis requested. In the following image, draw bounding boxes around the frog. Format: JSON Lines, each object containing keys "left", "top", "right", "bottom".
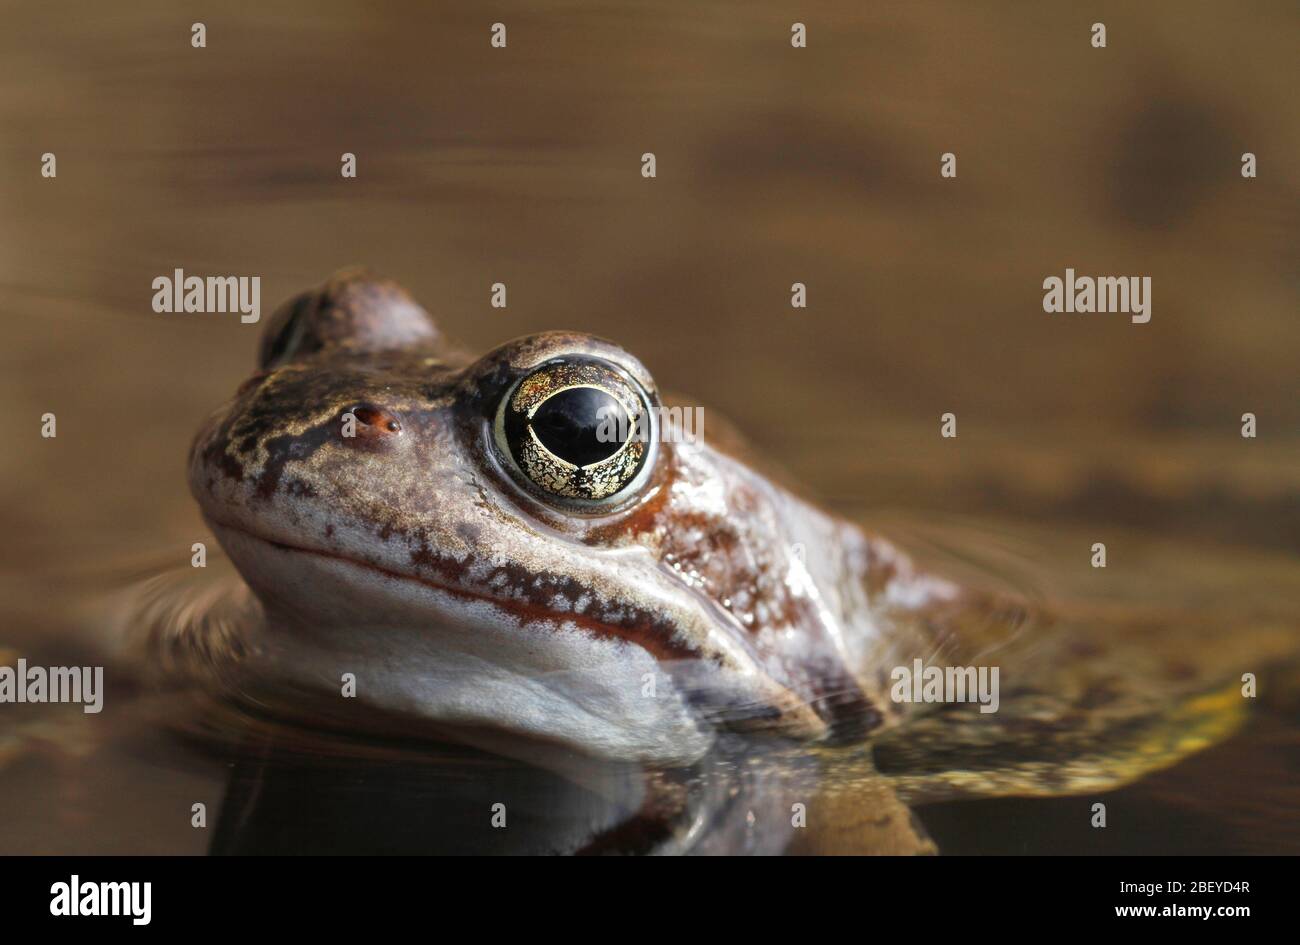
{"left": 184, "top": 268, "right": 892, "bottom": 762}
{"left": 139, "top": 269, "right": 1296, "bottom": 852}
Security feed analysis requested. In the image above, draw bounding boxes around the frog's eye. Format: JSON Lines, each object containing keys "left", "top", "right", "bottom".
{"left": 494, "top": 358, "right": 656, "bottom": 506}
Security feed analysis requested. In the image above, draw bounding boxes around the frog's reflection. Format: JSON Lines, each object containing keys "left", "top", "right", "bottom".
{"left": 210, "top": 734, "right": 809, "bottom": 855}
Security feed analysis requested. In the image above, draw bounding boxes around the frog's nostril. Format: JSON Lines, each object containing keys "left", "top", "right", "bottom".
{"left": 348, "top": 404, "right": 403, "bottom": 434}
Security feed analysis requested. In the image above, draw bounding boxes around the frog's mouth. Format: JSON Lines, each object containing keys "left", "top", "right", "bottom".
{"left": 201, "top": 517, "right": 740, "bottom": 763}
{"left": 204, "top": 516, "right": 701, "bottom": 661}
{"left": 201, "top": 515, "right": 827, "bottom": 763}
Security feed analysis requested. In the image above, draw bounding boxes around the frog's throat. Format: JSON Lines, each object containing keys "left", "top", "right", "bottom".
{"left": 203, "top": 517, "right": 836, "bottom": 758}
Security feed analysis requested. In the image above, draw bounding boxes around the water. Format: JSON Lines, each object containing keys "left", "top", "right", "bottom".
{"left": 3, "top": 511, "right": 1295, "bottom": 854}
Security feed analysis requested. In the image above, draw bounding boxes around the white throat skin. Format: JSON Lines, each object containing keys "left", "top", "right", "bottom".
{"left": 215, "top": 524, "right": 718, "bottom": 765}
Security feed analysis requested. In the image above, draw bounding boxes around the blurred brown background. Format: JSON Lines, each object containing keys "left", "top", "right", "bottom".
{"left": 2, "top": 0, "right": 1296, "bottom": 579}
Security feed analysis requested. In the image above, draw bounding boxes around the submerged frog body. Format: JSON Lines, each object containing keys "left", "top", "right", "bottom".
{"left": 161, "top": 270, "right": 1294, "bottom": 851}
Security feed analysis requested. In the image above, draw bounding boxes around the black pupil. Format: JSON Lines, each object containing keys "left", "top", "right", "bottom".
{"left": 531, "top": 387, "right": 629, "bottom": 467}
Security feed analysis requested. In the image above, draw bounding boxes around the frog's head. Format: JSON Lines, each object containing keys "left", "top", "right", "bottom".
{"left": 189, "top": 270, "right": 881, "bottom": 764}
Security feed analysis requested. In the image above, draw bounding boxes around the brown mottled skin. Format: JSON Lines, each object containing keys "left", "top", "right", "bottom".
{"left": 180, "top": 270, "right": 1292, "bottom": 845}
